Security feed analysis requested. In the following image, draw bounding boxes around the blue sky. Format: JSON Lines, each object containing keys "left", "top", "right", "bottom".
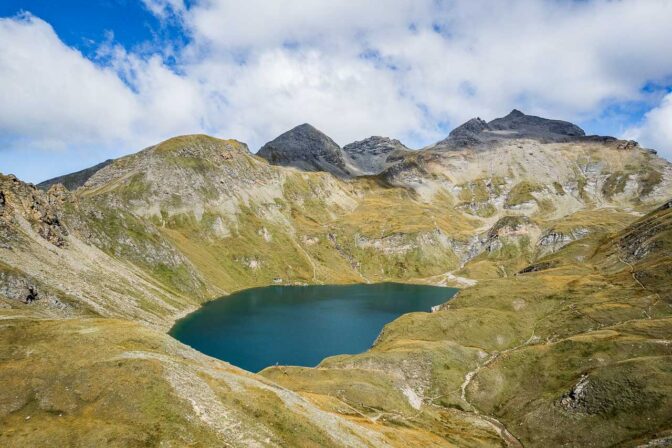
{"left": 0, "top": 1, "right": 174, "bottom": 53}
{"left": 1, "top": 0, "right": 672, "bottom": 183}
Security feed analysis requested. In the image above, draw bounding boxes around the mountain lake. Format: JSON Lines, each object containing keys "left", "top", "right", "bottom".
{"left": 169, "top": 283, "right": 458, "bottom": 372}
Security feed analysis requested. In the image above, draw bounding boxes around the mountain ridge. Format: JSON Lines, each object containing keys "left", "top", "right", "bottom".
{"left": 36, "top": 110, "right": 658, "bottom": 188}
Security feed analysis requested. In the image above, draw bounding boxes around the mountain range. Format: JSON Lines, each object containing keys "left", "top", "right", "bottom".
{"left": 2, "top": 110, "right": 672, "bottom": 447}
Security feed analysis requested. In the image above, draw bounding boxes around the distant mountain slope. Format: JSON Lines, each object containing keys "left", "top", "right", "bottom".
{"left": 37, "top": 158, "right": 113, "bottom": 190}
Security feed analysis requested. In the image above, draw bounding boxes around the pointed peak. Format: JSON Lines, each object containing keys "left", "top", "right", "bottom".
{"left": 257, "top": 122, "right": 350, "bottom": 177}
{"left": 448, "top": 117, "right": 490, "bottom": 137}
{"left": 294, "top": 123, "right": 319, "bottom": 131}
{"left": 508, "top": 109, "right": 526, "bottom": 118}
{"left": 280, "top": 123, "right": 334, "bottom": 141}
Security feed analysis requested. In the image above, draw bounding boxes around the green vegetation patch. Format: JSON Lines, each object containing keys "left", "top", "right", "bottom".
{"left": 640, "top": 169, "right": 663, "bottom": 197}
{"left": 505, "top": 181, "right": 544, "bottom": 207}
{"left": 601, "top": 171, "right": 628, "bottom": 199}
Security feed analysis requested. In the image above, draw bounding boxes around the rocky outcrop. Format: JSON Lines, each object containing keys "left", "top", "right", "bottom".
{"left": 616, "top": 198, "right": 672, "bottom": 263}
{"left": 0, "top": 174, "right": 68, "bottom": 247}
{"left": 483, "top": 215, "right": 538, "bottom": 253}
{"left": 0, "top": 269, "right": 69, "bottom": 310}
{"left": 342, "top": 136, "right": 411, "bottom": 175}
{"left": 536, "top": 228, "right": 590, "bottom": 256}
{"left": 558, "top": 374, "right": 591, "bottom": 413}
{"left": 518, "top": 260, "right": 557, "bottom": 274}
{"left": 257, "top": 123, "right": 352, "bottom": 177}
{"left": 379, "top": 155, "right": 431, "bottom": 186}
{"left": 0, "top": 271, "right": 40, "bottom": 304}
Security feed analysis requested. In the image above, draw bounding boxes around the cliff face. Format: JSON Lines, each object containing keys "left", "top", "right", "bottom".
{"left": 2, "top": 111, "right": 672, "bottom": 447}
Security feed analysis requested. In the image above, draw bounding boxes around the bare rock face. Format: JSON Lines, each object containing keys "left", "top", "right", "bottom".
{"left": 559, "top": 374, "right": 591, "bottom": 412}
{"left": 0, "top": 270, "right": 38, "bottom": 304}
{"left": 433, "top": 109, "right": 586, "bottom": 150}
{"left": 615, "top": 198, "right": 672, "bottom": 265}
{"left": 0, "top": 174, "right": 68, "bottom": 247}
{"left": 257, "top": 123, "right": 352, "bottom": 177}
{"left": 442, "top": 117, "right": 491, "bottom": 148}
{"left": 342, "top": 136, "right": 411, "bottom": 175}
{"left": 536, "top": 228, "right": 590, "bottom": 256}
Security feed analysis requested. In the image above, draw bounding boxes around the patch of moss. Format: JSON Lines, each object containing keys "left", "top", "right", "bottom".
{"left": 458, "top": 180, "right": 490, "bottom": 203}
{"left": 640, "top": 169, "right": 662, "bottom": 196}
{"left": 553, "top": 182, "right": 566, "bottom": 195}
{"left": 120, "top": 173, "right": 151, "bottom": 202}
{"left": 505, "top": 181, "right": 544, "bottom": 207}
{"left": 602, "top": 172, "right": 628, "bottom": 199}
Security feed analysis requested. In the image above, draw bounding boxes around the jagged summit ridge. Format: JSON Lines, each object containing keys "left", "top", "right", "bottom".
{"left": 434, "top": 109, "right": 587, "bottom": 150}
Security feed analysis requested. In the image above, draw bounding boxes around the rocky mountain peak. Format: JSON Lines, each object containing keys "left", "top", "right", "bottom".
{"left": 257, "top": 123, "right": 351, "bottom": 177}
{"left": 433, "top": 109, "right": 588, "bottom": 150}
{"left": 342, "top": 136, "right": 409, "bottom": 157}
{"left": 449, "top": 117, "right": 490, "bottom": 137}
{"left": 488, "top": 109, "right": 585, "bottom": 138}
{"left": 79, "top": 134, "right": 256, "bottom": 195}
{"left": 342, "top": 136, "right": 411, "bottom": 175}
{"left": 37, "top": 135, "right": 249, "bottom": 192}
{"left": 506, "top": 108, "right": 525, "bottom": 118}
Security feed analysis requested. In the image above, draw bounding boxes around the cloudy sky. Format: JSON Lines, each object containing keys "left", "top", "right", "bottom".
{"left": 1, "top": 0, "right": 672, "bottom": 183}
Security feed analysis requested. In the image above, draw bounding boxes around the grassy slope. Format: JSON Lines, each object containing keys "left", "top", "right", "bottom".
{"left": 0, "top": 318, "right": 404, "bottom": 448}
{"left": 262, "top": 202, "right": 672, "bottom": 447}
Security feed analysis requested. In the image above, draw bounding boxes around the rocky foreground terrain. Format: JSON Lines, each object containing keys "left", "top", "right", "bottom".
{"left": 2, "top": 111, "right": 672, "bottom": 447}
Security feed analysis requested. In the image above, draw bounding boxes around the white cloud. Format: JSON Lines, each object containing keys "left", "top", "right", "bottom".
{"left": 2, "top": 0, "right": 672, "bottom": 183}
{"left": 173, "top": 0, "right": 672, "bottom": 148}
{"left": 625, "top": 92, "right": 672, "bottom": 160}
{"left": 141, "top": 0, "right": 186, "bottom": 20}
{"left": 0, "top": 13, "right": 206, "bottom": 154}
{"left": 0, "top": 14, "right": 138, "bottom": 148}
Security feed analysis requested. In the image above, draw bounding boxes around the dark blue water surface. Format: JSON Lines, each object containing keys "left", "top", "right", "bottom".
{"left": 169, "top": 283, "right": 457, "bottom": 372}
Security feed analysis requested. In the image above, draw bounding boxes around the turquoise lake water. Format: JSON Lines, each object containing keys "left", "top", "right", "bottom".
{"left": 169, "top": 283, "right": 457, "bottom": 372}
